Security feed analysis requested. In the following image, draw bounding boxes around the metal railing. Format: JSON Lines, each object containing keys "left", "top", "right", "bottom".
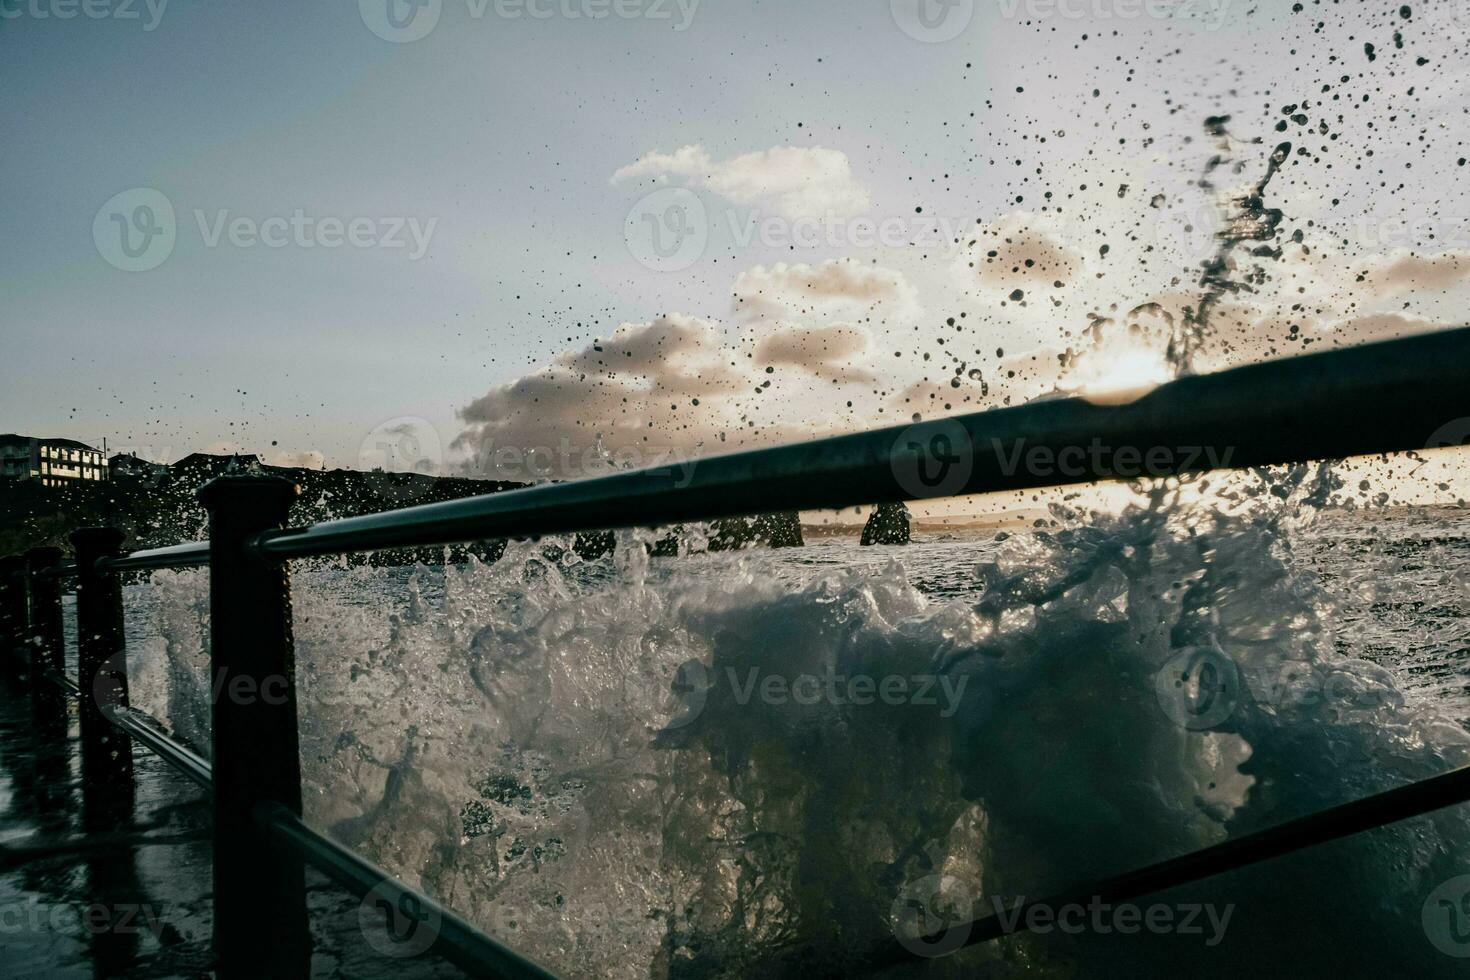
{"left": 1, "top": 326, "right": 1469, "bottom": 977}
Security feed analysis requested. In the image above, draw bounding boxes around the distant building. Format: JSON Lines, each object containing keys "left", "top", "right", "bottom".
{"left": 0, "top": 434, "right": 109, "bottom": 487}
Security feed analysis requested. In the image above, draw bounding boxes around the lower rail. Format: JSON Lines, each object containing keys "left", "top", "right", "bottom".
{"left": 867, "top": 762, "right": 1470, "bottom": 966}
{"left": 28, "top": 663, "right": 548, "bottom": 978}
{"left": 32, "top": 649, "right": 1470, "bottom": 975}
{"left": 4, "top": 328, "right": 1469, "bottom": 975}
{"left": 258, "top": 802, "right": 559, "bottom": 980}
{"left": 107, "top": 704, "right": 213, "bottom": 791}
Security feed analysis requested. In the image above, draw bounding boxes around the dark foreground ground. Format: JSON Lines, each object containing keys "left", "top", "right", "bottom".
{"left": 0, "top": 678, "right": 468, "bottom": 979}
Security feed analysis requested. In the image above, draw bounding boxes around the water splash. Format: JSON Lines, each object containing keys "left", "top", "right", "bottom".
{"left": 118, "top": 481, "right": 1470, "bottom": 978}
{"left": 1172, "top": 119, "right": 1295, "bottom": 374}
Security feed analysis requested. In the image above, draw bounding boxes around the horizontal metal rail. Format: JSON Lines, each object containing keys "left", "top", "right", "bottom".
{"left": 867, "top": 762, "right": 1470, "bottom": 966}
{"left": 37, "top": 666, "right": 211, "bottom": 789}
{"left": 28, "top": 667, "right": 543, "bottom": 977}
{"left": 100, "top": 540, "right": 210, "bottom": 574}
{"left": 48, "top": 668, "right": 81, "bottom": 696}
{"left": 82, "top": 327, "right": 1470, "bottom": 571}
{"left": 250, "top": 326, "right": 1470, "bottom": 561}
{"left": 106, "top": 704, "right": 213, "bottom": 790}
{"left": 258, "top": 802, "right": 559, "bottom": 980}
{"left": 23, "top": 656, "right": 1470, "bottom": 974}
{"left": 12, "top": 327, "right": 1468, "bottom": 976}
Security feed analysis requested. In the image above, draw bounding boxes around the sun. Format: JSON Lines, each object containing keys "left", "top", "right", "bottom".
{"left": 1069, "top": 345, "right": 1174, "bottom": 406}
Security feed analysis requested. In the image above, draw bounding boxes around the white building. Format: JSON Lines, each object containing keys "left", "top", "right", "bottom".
{"left": 0, "top": 434, "right": 109, "bottom": 487}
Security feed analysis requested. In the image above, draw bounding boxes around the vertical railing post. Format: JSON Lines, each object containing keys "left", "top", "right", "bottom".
{"left": 0, "top": 554, "right": 28, "bottom": 679}
{"left": 71, "top": 528, "right": 134, "bottom": 788}
{"left": 198, "top": 474, "right": 309, "bottom": 978}
{"left": 25, "top": 547, "right": 68, "bottom": 722}
{"left": 71, "top": 530, "right": 145, "bottom": 975}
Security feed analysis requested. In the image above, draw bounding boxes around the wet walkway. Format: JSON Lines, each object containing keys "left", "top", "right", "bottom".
{"left": 0, "top": 678, "right": 468, "bottom": 979}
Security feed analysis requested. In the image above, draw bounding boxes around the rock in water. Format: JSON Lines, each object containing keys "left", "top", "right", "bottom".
{"left": 753, "top": 511, "right": 803, "bottom": 548}
{"left": 573, "top": 530, "right": 615, "bottom": 559}
{"left": 709, "top": 511, "right": 804, "bottom": 551}
{"left": 860, "top": 502, "right": 911, "bottom": 545}
{"left": 568, "top": 512, "right": 804, "bottom": 559}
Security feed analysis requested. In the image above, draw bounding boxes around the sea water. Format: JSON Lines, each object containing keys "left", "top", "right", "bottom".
{"left": 115, "top": 473, "right": 1470, "bottom": 978}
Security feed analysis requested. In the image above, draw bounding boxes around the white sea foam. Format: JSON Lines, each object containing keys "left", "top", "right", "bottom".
{"left": 118, "top": 474, "right": 1470, "bottom": 978}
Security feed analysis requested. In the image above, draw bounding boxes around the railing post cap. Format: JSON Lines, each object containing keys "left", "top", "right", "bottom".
{"left": 0, "top": 554, "right": 24, "bottom": 572}
{"left": 197, "top": 473, "right": 300, "bottom": 514}
{"left": 70, "top": 527, "right": 125, "bottom": 552}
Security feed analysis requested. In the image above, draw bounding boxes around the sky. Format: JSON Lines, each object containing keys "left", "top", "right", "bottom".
{"left": 3, "top": 0, "right": 1469, "bottom": 511}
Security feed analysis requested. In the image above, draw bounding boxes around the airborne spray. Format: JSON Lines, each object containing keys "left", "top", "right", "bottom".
{"left": 1171, "top": 117, "right": 1295, "bottom": 373}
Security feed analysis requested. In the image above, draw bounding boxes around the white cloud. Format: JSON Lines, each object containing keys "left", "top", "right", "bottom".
{"left": 452, "top": 203, "right": 1470, "bottom": 489}
{"left": 452, "top": 313, "right": 879, "bottom": 481}
{"left": 612, "top": 144, "right": 871, "bottom": 221}
{"left": 609, "top": 145, "right": 714, "bottom": 184}
{"left": 751, "top": 323, "right": 877, "bottom": 383}
{"left": 1350, "top": 249, "right": 1470, "bottom": 299}
{"left": 1276, "top": 235, "right": 1470, "bottom": 304}
{"left": 951, "top": 211, "right": 1088, "bottom": 305}
{"left": 732, "top": 259, "right": 920, "bottom": 323}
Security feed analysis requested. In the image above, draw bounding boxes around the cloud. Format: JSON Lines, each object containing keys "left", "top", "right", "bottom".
{"left": 1350, "top": 249, "right": 1470, "bottom": 299}
{"left": 452, "top": 313, "right": 879, "bottom": 481}
{"left": 751, "top": 323, "right": 877, "bottom": 383}
{"left": 1318, "top": 310, "right": 1442, "bottom": 341}
{"left": 451, "top": 200, "right": 1470, "bottom": 488}
{"left": 610, "top": 145, "right": 713, "bottom": 184}
{"left": 549, "top": 312, "right": 750, "bottom": 397}
{"left": 612, "top": 144, "right": 871, "bottom": 221}
{"left": 952, "top": 212, "right": 1088, "bottom": 303}
{"left": 1278, "top": 236, "right": 1470, "bottom": 304}
{"left": 732, "top": 259, "right": 919, "bottom": 323}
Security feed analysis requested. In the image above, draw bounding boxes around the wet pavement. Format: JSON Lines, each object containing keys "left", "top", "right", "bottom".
{"left": 0, "top": 676, "right": 469, "bottom": 979}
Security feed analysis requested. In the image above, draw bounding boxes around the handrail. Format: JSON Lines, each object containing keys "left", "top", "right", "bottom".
{"left": 106, "top": 704, "right": 213, "bottom": 790}
{"left": 31, "top": 665, "right": 544, "bottom": 977}
{"left": 80, "top": 326, "right": 1470, "bottom": 571}
{"left": 253, "top": 326, "right": 1470, "bottom": 560}
{"left": 865, "top": 763, "right": 1470, "bottom": 966}
{"left": 100, "top": 540, "right": 210, "bottom": 573}
{"left": 258, "top": 802, "right": 559, "bottom": 980}
{"left": 7, "top": 326, "right": 1469, "bottom": 976}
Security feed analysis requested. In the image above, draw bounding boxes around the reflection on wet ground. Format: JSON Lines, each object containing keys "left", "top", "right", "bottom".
{"left": 0, "top": 676, "right": 468, "bottom": 979}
